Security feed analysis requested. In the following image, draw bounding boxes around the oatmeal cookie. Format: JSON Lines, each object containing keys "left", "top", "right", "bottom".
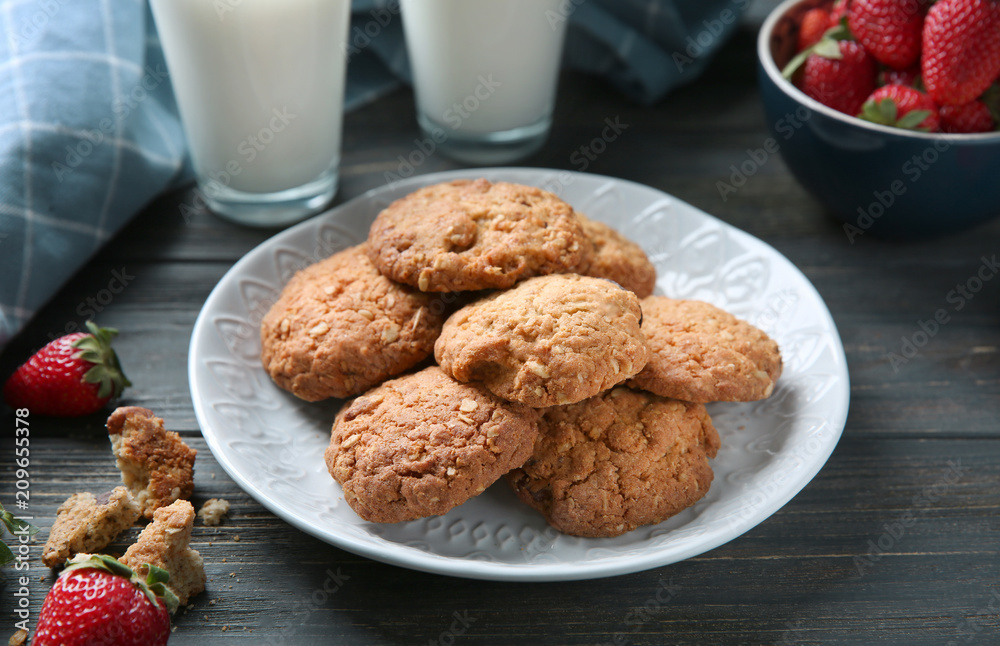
{"left": 120, "top": 500, "right": 205, "bottom": 605}
{"left": 261, "top": 244, "right": 448, "bottom": 401}
{"left": 435, "top": 274, "right": 649, "bottom": 407}
{"left": 42, "top": 487, "right": 140, "bottom": 568}
{"left": 107, "top": 407, "right": 196, "bottom": 519}
{"left": 577, "top": 213, "right": 657, "bottom": 297}
{"left": 367, "top": 179, "right": 590, "bottom": 292}
{"left": 628, "top": 297, "right": 783, "bottom": 402}
{"left": 506, "top": 387, "right": 720, "bottom": 538}
{"left": 325, "top": 366, "right": 539, "bottom": 523}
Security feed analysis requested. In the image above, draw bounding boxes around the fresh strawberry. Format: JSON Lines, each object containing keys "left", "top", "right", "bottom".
{"left": 3, "top": 321, "right": 130, "bottom": 416}
{"left": 799, "top": 8, "right": 833, "bottom": 50}
{"left": 939, "top": 100, "right": 996, "bottom": 132}
{"left": 34, "top": 555, "right": 177, "bottom": 646}
{"left": 858, "top": 84, "right": 941, "bottom": 131}
{"left": 800, "top": 40, "right": 878, "bottom": 116}
{"left": 880, "top": 64, "right": 921, "bottom": 87}
{"left": 922, "top": 0, "right": 1000, "bottom": 106}
{"left": 848, "top": 0, "right": 924, "bottom": 69}
{"left": 829, "top": 0, "right": 851, "bottom": 27}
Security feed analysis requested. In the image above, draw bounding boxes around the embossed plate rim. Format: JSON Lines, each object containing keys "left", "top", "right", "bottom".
{"left": 189, "top": 168, "right": 850, "bottom": 581}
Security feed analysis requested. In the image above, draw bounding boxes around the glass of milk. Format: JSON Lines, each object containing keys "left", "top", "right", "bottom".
{"left": 150, "top": 0, "right": 351, "bottom": 227}
{"left": 400, "top": 0, "right": 568, "bottom": 165}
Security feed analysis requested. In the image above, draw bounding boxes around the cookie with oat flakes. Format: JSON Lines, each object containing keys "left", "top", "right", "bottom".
{"left": 366, "top": 179, "right": 590, "bottom": 292}
{"left": 260, "top": 244, "right": 448, "bottom": 401}
{"left": 577, "top": 213, "right": 657, "bottom": 298}
{"left": 120, "top": 499, "right": 205, "bottom": 605}
{"left": 325, "top": 366, "right": 539, "bottom": 523}
{"left": 628, "top": 297, "right": 782, "bottom": 403}
{"left": 42, "top": 487, "right": 140, "bottom": 568}
{"left": 506, "top": 387, "right": 720, "bottom": 538}
{"left": 434, "top": 274, "right": 649, "bottom": 408}
{"left": 107, "top": 406, "right": 196, "bottom": 520}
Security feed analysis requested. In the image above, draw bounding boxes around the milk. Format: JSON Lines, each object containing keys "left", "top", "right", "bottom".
{"left": 401, "top": 0, "right": 567, "bottom": 136}
{"left": 150, "top": 0, "right": 350, "bottom": 196}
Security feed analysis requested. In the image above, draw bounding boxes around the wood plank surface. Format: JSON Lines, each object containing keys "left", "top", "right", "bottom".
{"left": 1, "top": 27, "right": 999, "bottom": 645}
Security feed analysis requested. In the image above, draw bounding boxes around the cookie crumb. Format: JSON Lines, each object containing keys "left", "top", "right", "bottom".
{"left": 42, "top": 487, "right": 140, "bottom": 568}
{"left": 120, "top": 500, "right": 206, "bottom": 605}
{"left": 9, "top": 629, "right": 27, "bottom": 646}
{"left": 106, "top": 407, "right": 197, "bottom": 519}
{"left": 197, "top": 498, "right": 230, "bottom": 526}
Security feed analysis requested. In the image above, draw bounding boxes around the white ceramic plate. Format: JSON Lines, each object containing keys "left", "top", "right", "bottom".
{"left": 189, "top": 168, "right": 850, "bottom": 581}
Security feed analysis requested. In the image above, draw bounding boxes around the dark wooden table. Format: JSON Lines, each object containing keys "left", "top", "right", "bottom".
{"left": 3, "top": 26, "right": 999, "bottom": 646}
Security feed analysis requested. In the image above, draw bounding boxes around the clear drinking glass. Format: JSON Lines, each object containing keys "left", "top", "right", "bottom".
{"left": 400, "top": 0, "right": 569, "bottom": 165}
{"left": 150, "top": 0, "right": 351, "bottom": 227}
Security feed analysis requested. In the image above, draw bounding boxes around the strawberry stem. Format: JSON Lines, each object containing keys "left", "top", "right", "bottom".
{"left": 858, "top": 96, "right": 933, "bottom": 132}
{"left": 781, "top": 22, "right": 854, "bottom": 80}
{"left": 74, "top": 321, "right": 131, "bottom": 400}
{"left": 0, "top": 502, "right": 38, "bottom": 566}
{"left": 62, "top": 554, "right": 180, "bottom": 615}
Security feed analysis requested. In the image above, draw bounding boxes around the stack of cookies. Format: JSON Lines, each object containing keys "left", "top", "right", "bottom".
{"left": 260, "top": 178, "right": 782, "bottom": 538}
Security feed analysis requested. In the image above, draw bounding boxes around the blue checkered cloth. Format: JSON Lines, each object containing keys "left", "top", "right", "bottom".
{"left": 0, "top": 0, "right": 748, "bottom": 347}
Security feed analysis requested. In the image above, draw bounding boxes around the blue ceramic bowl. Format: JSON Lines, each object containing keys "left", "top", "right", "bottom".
{"left": 757, "top": 0, "right": 1000, "bottom": 239}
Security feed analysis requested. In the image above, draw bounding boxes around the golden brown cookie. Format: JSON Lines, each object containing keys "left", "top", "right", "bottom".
{"left": 628, "top": 297, "right": 783, "bottom": 402}
{"left": 577, "top": 213, "right": 657, "bottom": 297}
{"left": 325, "top": 366, "right": 540, "bottom": 523}
{"left": 107, "top": 407, "right": 196, "bottom": 520}
{"left": 506, "top": 387, "right": 720, "bottom": 538}
{"left": 366, "top": 179, "right": 590, "bottom": 292}
{"left": 260, "top": 244, "right": 448, "bottom": 401}
{"left": 435, "top": 274, "right": 649, "bottom": 407}
{"left": 120, "top": 500, "right": 205, "bottom": 605}
{"left": 42, "top": 487, "right": 140, "bottom": 568}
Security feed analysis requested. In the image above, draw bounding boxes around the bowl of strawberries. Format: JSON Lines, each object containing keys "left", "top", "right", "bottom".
{"left": 758, "top": 0, "right": 1000, "bottom": 239}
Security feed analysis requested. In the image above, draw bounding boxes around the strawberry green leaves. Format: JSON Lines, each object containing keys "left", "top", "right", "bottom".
{"left": 0, "top": 501, "right": 39, "bottom": 566}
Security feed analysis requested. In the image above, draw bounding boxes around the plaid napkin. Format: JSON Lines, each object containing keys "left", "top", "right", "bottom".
{"left": 0, "top": 0, "right": 748, "bottom": 348}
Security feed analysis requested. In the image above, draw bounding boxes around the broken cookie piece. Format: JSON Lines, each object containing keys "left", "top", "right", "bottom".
{"left": 41, "top": 487, "right": 140, "bottom": 568}
{"left": 107, "top": 406, "right": 197, "bottom": 519}
{"left": 197, "top": 498, "right": 230, "bottom": 526}
{"left": 120, "top": 499, "right": 206, "bottom": 605}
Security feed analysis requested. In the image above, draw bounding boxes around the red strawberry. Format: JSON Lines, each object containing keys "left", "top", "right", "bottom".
{"left": 801, "top": 40, "right": 878, "bottom": 116}
{"left": 34, "top": 555, "right": 177, "bottom": 646}
{"left": 848, "top": 0, "right": 924, "bottom": 69}
{"left": 922, "top": 0, "right": 1000, "bottom": 106}
{"left": 799, "top": 8, "right": 833, "bottom": 50}
{"left": 858, "top": 84, "right": 941, "bottom": 131}
{"left": 3, "top": 321, "right": 130, "bottom": 416}
{"left": 880, "top": 64, "right": 921, "bottom": 87}
{"left": 939, "top": 100, "right": 996, "bottom": 132}
{"left": 829, "top": 0, "right": 851, "bottom": 27}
